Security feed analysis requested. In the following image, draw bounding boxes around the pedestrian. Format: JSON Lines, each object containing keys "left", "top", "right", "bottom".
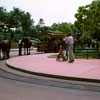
{"left": 67, "top": 33, "right": 74, "bottom": 62}
{"left": 73, "top": 35, "right": 77, "bottom": 53}
{"left": 64, "top": 34, "right": 68, "bottom": 59}
{"left": 19, "top": 39, "right": 22, "bottom": 56}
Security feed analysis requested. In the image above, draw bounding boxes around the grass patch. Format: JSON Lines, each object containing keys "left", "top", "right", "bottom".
{"left": 75, "top": 53, "right": 99, "bottom": 59}
{"left": 48, "top": 54, "right": 57, "bottom": 58}
{"left": 48, "top": 53, "right": 99, "bottom": 59}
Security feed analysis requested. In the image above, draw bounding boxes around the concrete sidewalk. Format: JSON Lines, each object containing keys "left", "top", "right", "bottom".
{"left": 10, "top": 47, "right": 37, "bottom": 51}
{"left": 6, "top": 53, "right": 100, "bottom": 83}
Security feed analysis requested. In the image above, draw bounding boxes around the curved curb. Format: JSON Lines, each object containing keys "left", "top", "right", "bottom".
{"left": 6, "top": 60, "right": 100, "bottom": 83}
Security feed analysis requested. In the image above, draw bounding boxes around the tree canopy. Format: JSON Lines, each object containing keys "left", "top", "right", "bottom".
{"left": 0, "top": 6, "right": 75, "bottom": 41}
{"left": 74, "top": 1, "right": 100, "bottom": 40}
{"left": 56, "top": 23, "right": 73, "bottom": 34}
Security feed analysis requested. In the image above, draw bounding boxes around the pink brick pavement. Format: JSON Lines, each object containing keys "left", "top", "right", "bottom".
{"left": 7, "top": 53, "right": 100, "bottom": 80}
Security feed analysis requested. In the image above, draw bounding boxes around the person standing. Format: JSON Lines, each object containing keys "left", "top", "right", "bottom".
{"left": 73, "top": 35, "right": 77, "bottom": 53}
{"left": 64, "top": 34, "right": 68, "bottom": 59}
{"left": 67, "top": 33, "right": 74, "bottom": 62}
{"left": 19, "top": 39, "right": 22, "bottom": 56}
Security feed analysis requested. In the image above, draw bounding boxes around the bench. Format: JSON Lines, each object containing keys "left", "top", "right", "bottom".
{"left": 75, "top": 48, "right": 100, "bottom": 59}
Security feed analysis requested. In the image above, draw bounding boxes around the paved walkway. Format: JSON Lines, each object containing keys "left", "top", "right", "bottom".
{"left": 6, "top": 53, "right": 100, "bottom": 82}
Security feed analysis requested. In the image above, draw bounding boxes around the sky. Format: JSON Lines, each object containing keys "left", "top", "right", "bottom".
{"left": 0, "top": 0, "right": 93, "bottom": 26}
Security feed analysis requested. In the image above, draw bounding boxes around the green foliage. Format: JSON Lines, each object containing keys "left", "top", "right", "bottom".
{"left": 74, "top": 1, "right": 100, "bottom": 40}
{"left": 57, "top": 23, "right": 73, "bottom": 34}
{"left": 0, "top": 6, "right": 76, "bottom": 40}
{"left": 36, "top": 26, "right": 51, "bottom": 34}
{"left": 0, "top": 35, "right": 4, "bottom": 38}
{"left": 38, "top": 18, "right": 45, "bottom": 27}
{"left": 80, "top": 32, "right": 92, "bottom": 42}
{"left": 9, "top": 8, "right": 34, "bottom": 36}
{"left": 38, "top": 36, "right": 51, "bottom": 41}
{"left": 75, "top": 53, "right": 99, "bottom": 59}
{"left": 48, "top": 53, "right": 99, "bottom": 59}
{"left": 51, "top": 23, "right": 59, "bottom": 31}
{"left": 0, "top": 7, "right": 8, "bottom": 23}
{"left": 48, "top": 54, "right": 57, "bottom": 58}
{"left": 0, "top": 7, "right": 34, "bottom": 37}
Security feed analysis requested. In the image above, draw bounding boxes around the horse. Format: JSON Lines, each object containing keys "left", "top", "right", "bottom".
{"left": 0, "top": 39, "right": 11, "bottom": 59}
{"left": 21, "top": 38, "right": 32, "bottom": 55}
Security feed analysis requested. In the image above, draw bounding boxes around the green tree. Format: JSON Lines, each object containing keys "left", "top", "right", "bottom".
{"left": 21, "top": 12, "right": 34, "bottom": 36}
{"left": 57, "top": 23, "right": 73, "bottom": 34}
{"left": 8, "top": 8, "right": 23, "bottom": 28}
{"left": 0, "top": 7, "right": 7, "bottom": 23}
{"left": 51, "top": 23, "right": 59, "bottom": 31}
{"left": 74, "top": 1, "right": 100, "bottom": 40}
{"left": 8, "top": 7, "right": 34, "bottom": 36}
{"left": 36, "top": 18, "right": 51, "bottom": 34}
{"left": 38, "top": 18, "right": 45, "bottom": 27}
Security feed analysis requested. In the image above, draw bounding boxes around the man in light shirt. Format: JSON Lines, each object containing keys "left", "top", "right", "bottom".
{"left": 64, "top": 34, "right": 68, "bottom": 59}
{"left": 67, "top": 33, "right": 74, "bottom": 62}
